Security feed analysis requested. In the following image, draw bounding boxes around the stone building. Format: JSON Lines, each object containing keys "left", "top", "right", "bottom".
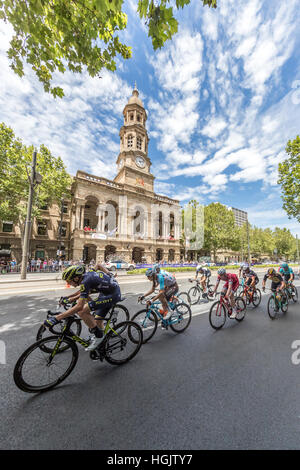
{"left": 0, "top": 86, "right": 181, "bottom": 264}
{"left": 69, "top": 86, "right": 181, "bottom": 264}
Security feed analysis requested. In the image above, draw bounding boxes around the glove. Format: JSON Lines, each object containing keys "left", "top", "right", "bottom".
{"left": 44, "top": 316, "right": 60, "bottom": 329}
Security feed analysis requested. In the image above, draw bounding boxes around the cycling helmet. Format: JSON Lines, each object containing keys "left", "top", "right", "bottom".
{"left": 242, "top": 263, "right": 250, "bottom": 272}
{"left": 267, "top": 267, "right": 276, "bottom": 276}
{"left": 62, "top": 265, "right": 85, "bottom": 281}
{"left": 280, "top": 262, "right": 288, "bottom": 269}
{"left": 145, "top": 267, "right": 155, "bottom": 277}
{"left": 218, "top": 268, "right": 226, "bottom": 276}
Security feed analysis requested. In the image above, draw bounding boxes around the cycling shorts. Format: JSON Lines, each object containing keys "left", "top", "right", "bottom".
{"left": 164, "top": 283, "right": 179, "bottom": 301}
{"left": 88, "top": 285, "right": 121, "bottom": 319}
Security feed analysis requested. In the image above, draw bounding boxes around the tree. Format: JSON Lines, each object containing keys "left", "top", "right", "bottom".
{"left": 0, "top": 122, "right": 72, "bottom": 244}
{"left": 273, "top": 227, "right": 296, "bottom": 261}
{"left": 278, "top": 135, "right": 300, "bottom": 223}
{"left": 0, "top": 0, "right": 217, "bottom": 98}
{"left": 203, "top": 203, "right": 240, "bottom": 262}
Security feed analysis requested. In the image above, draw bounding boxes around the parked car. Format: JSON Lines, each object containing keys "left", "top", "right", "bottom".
{"left": 105, "top": 259, "right": 136, "bottom": 272}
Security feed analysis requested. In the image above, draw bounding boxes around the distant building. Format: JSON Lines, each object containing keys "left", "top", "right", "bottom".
{"left": 229, "top": 207, "right": 248, "bottom": 227}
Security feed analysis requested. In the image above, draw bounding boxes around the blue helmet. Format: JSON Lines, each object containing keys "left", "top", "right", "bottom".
{"left": 218, "top": 268, "right": 226, "bottom": 276}
{"left": 280, "top": 262, "right": 288, "bottom": 270}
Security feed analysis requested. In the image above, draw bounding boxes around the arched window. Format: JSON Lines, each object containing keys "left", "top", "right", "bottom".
{"left": 130, "top": 113, "right": 134, "bottom": 121}
{"left": 137, "top": 114, "right": 141, "bottom": 122}
{"left": 127, "top": 134, "right": 133, "bottom": 148}
{"left": 136, "top": 136, "right": 142, "bottom": 150}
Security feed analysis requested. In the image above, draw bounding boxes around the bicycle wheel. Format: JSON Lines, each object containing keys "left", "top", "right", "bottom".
{"left": 104, "top": 321, "right": 143, "bottom": 365}
{"left": 188, "top": 286, "right": 201, "bottom": 305}
{"left": 13, "top": 336, "right": 78, "bottom": 393}
{"left": 110, "top": 304, "right": 129, "bottom": 325}
{"left": 281, "top": 293, "right": 289, "bottom": 314}
{"left": 131, "top": 309, "right": 158, "bottom": 343}
{"left": 234, "top": 297, "right": 246, "bottom": 322}
{"left": 267, "top": 295, "right": 278, "bottom": 319}
{"left": 169, "top": 302, "right": 192, "bottom": 333}
{"left": 209, "top": 301, "right": 226, "bottom": 330}
{"left": 291, "top": 286, "right": 298, "bottom": 303}
{"left": 177, "top": 291, "right": 191, "bottom": 305}
{"left": 252, "top": 289, "right": 261, "bottom": 308}
{"left": 36, "top": 319, "right": 82, "bottom": 353}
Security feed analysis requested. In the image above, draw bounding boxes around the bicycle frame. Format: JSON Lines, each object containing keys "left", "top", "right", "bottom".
{"left": 145, "top": 300, "right": 183, "bottom": 326}
{"left": 215, "top": 294, "right": 233, "bottom": 316}
{"left": 48, "top": 315, "right": 120, "bottom": 362}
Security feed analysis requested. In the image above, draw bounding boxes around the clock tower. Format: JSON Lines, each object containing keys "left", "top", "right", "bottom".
{"left": 114, "top": 84, "right": 155, "bottom": 192}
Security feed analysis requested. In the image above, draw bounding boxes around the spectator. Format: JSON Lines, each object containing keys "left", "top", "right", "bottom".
{"left": 36, "top": 258, "right": 41, "bottom": 272}
{"left": 58, "top": 259, "right": 63, "bottom": 271}
{"left": 48, "top": 258, "right": 53, "bottom": 272}
{"left": 30, "top": 258, "right": 36, "bottom": 272}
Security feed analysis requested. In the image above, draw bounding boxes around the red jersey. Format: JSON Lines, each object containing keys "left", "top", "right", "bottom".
{"left": 218, "top": 273, "right": 239, "bottom": 290}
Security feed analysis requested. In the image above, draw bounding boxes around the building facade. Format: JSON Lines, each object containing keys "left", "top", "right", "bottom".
{"left": 0, "top": 86, "right": 181, "bottom": 264}
{"left": 69, "top": 86, "right": 181, "bottom": 264}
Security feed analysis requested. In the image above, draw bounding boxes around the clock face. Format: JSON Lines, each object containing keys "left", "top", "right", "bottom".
{"left": 135, "top": 156, "right": 145, "bottom": 168}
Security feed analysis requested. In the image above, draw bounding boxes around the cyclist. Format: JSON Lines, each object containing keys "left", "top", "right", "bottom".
{"left": 238, "top": 261, "right": 248, "bottom": 278}
{"left": 211, "top": 268, "right": 240, "bottom": 319}
{"left": 242, "top": 264, "right": 259, "bottom": 289}
{"left": 44, "top": 265, "right": 121, "bottom": 350}
{"left": 262, "top": 268, "right": 285, "bottom": 311}
{"left": 59, "top": 262, "right": 115, "bottom": 308}
{"left": 278, "top": 262, "right": 296, "bottom": 298}
{"left": 140, "top": 264, "right": 178, "bottom": 320}
{"left": 191, "top": 264, "right": 211, "bottom": 298}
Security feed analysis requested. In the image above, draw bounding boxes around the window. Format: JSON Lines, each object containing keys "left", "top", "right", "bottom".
{"left": 60, "top": 223, "right": 67, "bottom": 237}
{"left": 130, "top": 114, "right": 134, "bottom": 121}
{"left": 137, "top": 114, "right": 140, "bottom": 122}
{"left": 37, "top": 221, "right": 47, "bottom": 236}
{"left": 83, "top": 218, "right": 90, "bottom": 227}
{"left": 127, "top": 134, "right": 133, "bottom": 148}
{"left": 63, "top": 203, "right": 68, "bottom": 214}
{"left": 2, "top": 222, "right": 13, "bottom": 232}
{"left": 136, "top": 136, "right": 142, "bottom": 150}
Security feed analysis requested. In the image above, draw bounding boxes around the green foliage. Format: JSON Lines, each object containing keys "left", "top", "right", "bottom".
{"left": 203, "top": 203, "right": 240, "bottom": 260}
{"left": 0, "top": 0, "right": 217, "bottom": 97}
{"left": 278, "top": 135, "right": 300, "bottom": 223}
{"left": 0, "top": 122, "right": 72, "bottom": 230}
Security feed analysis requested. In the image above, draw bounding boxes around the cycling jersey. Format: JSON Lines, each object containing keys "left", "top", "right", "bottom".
{"left": 79, "top": 271, "right": 119, "bottom": 298}
{"left": 196, "top": 266, "right": 211, "bottom": 277}
{"left": 157, "top": 270, "right": 176, "bottom": 290}
{"left": 218, "top": 273, "right": 239, "bottom": 292}
{"left": 279, "top": 267, "right": 294, "bottom": 280}
{"left": 244, "top": 269, "right": 259, "bottom": 282}
{"left": 263, "top": 272, "right": 283, "bottom": 285}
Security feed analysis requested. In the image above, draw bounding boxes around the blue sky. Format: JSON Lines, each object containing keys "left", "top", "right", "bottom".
{"left": 0, "top": 0, "right": 299, "bottom": 235}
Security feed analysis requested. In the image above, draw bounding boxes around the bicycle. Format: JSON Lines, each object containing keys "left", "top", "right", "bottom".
{"left": 187, "top": 278, "right": 217, "bottom": 305}
{"left": 284, "top": 282, "right": 298, "bottom": 303}
{"left": 240, "top": 284, "right": 262, "bottom": 308}
{"left": 35, "top": 297, "right": 130, "bottom": 351}
{"left": 265, "top": 288, "right": 288, "bottom": 319}
{"left": 13, "top": 307, "right": 143, "bottom": 393}
{"left": 209, "top": 293, "right": 246, "bottom": 330}
{"left": 131, "top": 296, "right": 192, "bottom": 343}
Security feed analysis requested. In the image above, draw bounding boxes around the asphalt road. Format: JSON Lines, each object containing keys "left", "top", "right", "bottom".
{"left": 0, "top": 275, "right": 300, "bottom": 450}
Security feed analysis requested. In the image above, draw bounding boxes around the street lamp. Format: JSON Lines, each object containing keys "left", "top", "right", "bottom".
{"left": 20, "top": 150, "right": 43, "bottom": 279}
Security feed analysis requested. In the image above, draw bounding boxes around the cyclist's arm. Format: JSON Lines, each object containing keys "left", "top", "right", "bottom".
{"left": 212, "top": 279, "right": 220, "bottom": 294}
{"left": 93, "top": 263, "right": 113, "bottom": 276}
{"left": 56, "top": 297, "right": 86, "bottom": 321}
{"left": 250, "top": 275, "right": 256, "bottom": 287}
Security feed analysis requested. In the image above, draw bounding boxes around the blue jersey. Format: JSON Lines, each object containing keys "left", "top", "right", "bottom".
{"left": 157, "top": 270, "right": 176, "bottom": 290}
{"left": 279, "top": 267, "right": 293, "bottom": 279}
{"left": 79, "top": 271, "right": 119, "bottom": 299}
